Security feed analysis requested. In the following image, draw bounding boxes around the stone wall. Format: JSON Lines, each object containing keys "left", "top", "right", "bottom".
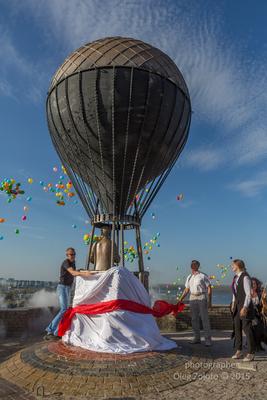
{"left": 0, "top": 307, "right": 57, "bottom": 339}
{"left": 0, "top": 305, "right": 233, "bottom": 338}
{"left": 157, "top": 305, "right": 233, "bottom": 332}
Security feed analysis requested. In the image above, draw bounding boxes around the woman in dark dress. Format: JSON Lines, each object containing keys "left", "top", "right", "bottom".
{"left": 250, "top": 277, "right": 265, "bottom": 352}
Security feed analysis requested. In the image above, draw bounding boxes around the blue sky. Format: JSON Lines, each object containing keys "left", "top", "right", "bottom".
{"left": 0, "top": 0, "right": 267, "bottom": 286}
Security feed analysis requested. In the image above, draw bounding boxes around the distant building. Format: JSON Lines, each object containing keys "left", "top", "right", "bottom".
{"left": 0, "top": 278, "right": 57, "bottom": 289}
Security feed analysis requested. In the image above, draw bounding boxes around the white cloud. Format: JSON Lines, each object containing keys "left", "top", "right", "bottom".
{"left": 0, "top": 27, "right": 46, "bottom": 103}
{"left": 235, "top": 126, "right": 267, "bottom": 165}
{"left": 2, "top": 0, "right": 267, "bottom": 168}
{"left": 229, "top": 172, "right": 267, "bottom": 197}
{"left": 183, "top": 148, "right": 224, "bottom": 171}
{"left": 0, "top": 78, "right": 15, "bottom": 99}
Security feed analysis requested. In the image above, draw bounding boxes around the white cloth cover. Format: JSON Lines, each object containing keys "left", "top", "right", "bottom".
{"left": 62, "top": 266, "right": 177, "bottom": 353}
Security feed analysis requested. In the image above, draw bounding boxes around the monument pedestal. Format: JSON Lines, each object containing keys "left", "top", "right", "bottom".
{"left": 63, "top": 267, "right": 174, "bottom": 353}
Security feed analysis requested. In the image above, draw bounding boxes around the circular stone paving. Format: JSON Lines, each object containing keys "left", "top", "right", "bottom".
{"left": 0, "top": 339, "right": 207, "bottom": 399}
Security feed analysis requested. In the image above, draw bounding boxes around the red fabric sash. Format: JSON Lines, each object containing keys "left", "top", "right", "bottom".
{"left": 58, "top": 299, "right": 185, "bottom": 337}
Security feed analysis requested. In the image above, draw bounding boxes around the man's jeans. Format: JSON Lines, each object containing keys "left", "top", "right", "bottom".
{"left": 189, "top": 297, "right": 211, "bottom": 341}
{"left": 46, "top": 284, "right": 71, "bottom": 336}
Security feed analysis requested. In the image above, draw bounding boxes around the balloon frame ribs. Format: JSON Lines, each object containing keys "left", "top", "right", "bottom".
{"left": 46, "top": 38, "right": 192, "bottom": 292}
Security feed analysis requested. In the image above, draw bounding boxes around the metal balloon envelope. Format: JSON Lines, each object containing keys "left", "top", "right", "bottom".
{"left": 46, "top": 37, "right": 191, "bottom": 283}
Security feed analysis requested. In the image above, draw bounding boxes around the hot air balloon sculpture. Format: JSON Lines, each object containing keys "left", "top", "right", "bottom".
{"left": 46, "top": 37, "right": 191, "bottom": 289}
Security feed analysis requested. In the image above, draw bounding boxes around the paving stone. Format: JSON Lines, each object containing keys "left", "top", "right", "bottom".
{"left": 0, "top": 377, "right": 36, "bottom": 400}
{"left": 0, "top": 331, "right": 267, "bottom": 399}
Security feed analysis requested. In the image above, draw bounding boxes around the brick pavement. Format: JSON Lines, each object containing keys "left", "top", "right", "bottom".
{"left": 0, "top": 377, "right": 36, "bottom": 400}
{"left": 0, "top": 330, "right": 266, "bottom": 400}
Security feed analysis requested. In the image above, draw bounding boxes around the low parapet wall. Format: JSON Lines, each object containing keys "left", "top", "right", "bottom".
{"left": 0, "top": 305, "right": 232, "bottom": 338}
{"left": 0, "top": 307, "right": 57, "bottom": 339}
{"left": 156, "top": 305, "right": 233, "bottom": 332}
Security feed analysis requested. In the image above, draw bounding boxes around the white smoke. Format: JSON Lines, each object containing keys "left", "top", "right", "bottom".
{"left": 26, "top": 289, "right": 58, "bottom": 308}
{"left": 0, "top": 294, "right": 7, "bottom": 308}
{"left": 149, "top": 287, "right": 162, "bottom": 303}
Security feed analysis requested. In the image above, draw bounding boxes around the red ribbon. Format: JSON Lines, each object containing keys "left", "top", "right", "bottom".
{"left": 58, "top": 299, "right": 185, "bottom": 337}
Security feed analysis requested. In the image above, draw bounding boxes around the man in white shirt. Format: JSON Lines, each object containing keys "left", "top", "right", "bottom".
{"left": 179, "top": 260, "right": 212, "bottom": 346}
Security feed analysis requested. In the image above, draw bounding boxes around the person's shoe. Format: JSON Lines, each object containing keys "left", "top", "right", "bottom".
{"left": 189, "top": 338, "right": 201, "bottom": 344}
{"left": 231, "top": 350, "right": 243, "bottom": 359}
{"left": 242, "top": 353, "right": 255, "bottom": 362}
{"left": 43, "top": 333, "right": 55, "bottom": 341}
{"left": 205, "top": 339, "right": 212, "bottom": 347}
